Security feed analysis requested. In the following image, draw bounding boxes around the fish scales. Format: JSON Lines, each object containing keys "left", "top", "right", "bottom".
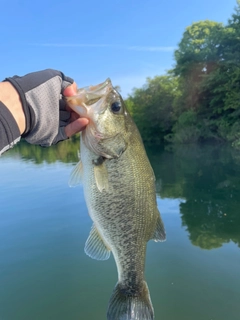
{"left": 67, "top": 79, "right": 166, "bottom": 320}
{"left": 82, "top": 132, "right": 155, "bottom": 285}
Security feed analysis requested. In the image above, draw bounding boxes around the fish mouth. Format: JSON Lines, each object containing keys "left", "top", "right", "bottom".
{"left": 86, "top": 78, "right": 112, "bottom": 97}
{"left": 65, "top": 78, "right": 112, "bottom": 118}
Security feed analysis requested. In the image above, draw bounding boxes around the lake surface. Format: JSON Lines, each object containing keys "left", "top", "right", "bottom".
{"left": 0, "top": 140, "right": 239, "bottom": 320}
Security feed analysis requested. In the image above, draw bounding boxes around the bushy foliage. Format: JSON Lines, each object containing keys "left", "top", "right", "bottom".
{"left": 125, "top": 1, "right": 240, "bottom": 147}
{"left": 126, "top": 75, "right": 180, "bottom": 144}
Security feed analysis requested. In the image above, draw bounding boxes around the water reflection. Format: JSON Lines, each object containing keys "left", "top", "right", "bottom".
{"left": 6, "top": 140, "right": 240, "bottom": 251}
{"left": 2, "top": 140, "right": 240, "bottom": 320}
{"left": 6, "top": 136, "right": 80, "bottom": 164}
{"left": 147, "top": 144, "right": 240, "bottom": 250}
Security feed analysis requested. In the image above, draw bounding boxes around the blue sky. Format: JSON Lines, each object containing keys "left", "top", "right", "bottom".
{"left": 0, "top": 0, "right": 237, "bottom": 97}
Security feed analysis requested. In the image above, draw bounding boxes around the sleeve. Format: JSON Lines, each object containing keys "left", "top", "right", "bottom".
{"left": 0, "top": 101, "right": 21, "bottom": 156}
{"left": 5, "top": 69, "right": 74, "bottom": 146}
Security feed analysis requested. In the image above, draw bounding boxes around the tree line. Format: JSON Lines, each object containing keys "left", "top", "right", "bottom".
{"left": 125, "top": 1, "right": 240, "bottom": 148}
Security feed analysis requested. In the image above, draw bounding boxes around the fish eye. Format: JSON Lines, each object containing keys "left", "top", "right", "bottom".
{"left": 111, "top": 101, "right": 122, "bottom": 113}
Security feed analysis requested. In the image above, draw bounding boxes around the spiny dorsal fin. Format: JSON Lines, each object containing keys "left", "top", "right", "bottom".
{"left": 85, "top": 224, "right": 111, "bottom": 260}
{"left": 151, "top": 214, "right": 166, "bottom": 242}
{"left": 68, "top": 160, "right": 83, "bottom": 187}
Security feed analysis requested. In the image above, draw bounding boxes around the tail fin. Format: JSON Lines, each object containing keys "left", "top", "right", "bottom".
{"left": 107, "top": 281, "right": 154, "bottom": 320}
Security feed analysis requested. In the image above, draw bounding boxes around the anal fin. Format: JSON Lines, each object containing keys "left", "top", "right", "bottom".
{"left": 85, "top": 224, "right": 111, "bottom": 260}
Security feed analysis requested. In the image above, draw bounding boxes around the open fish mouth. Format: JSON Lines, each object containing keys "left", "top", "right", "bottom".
{"left": 65, "top": 78, "right": 112, "bottom": 114}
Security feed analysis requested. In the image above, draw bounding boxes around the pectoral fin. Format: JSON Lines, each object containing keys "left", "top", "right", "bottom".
{"left": 68, "top": 160, "right": 83, "bottom": 187}
{"left": 94, "top": 162, "right": 109, "bottom": 192}
{"left": 151, "top": 214, "right": 166, "bottom": 242}
{"left": 85, "top": 224, "right": 111, "bottom": 260}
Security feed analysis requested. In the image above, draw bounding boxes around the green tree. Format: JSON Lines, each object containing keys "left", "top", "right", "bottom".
{"left": 174, "top": 20, "right": 224, "bottom": 79}
{"left": 198, "top": 2, "right": 240, "bottom": 146}
{"left": 126, "top": 75, "right": 180, "bottom": 144}
{"left": 169, "top": 21, "right": 225, "bottom": 143}
{"left": 174, "top": 20, "right": 225, "bottom": 112}
{"left": 126, "top": 2, "right": 240, "bottom": 146}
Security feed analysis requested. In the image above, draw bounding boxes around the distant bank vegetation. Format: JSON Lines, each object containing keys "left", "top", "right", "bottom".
{"left": 125, "top": 1, "right": 240, "bottom": 148}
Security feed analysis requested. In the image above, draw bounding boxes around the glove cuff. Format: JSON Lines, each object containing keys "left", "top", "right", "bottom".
{"left": 0, "top": 101, "right": 21, "bottom": 155}
{"left": 4, "top": 77, "right": 33, "bottom": 136}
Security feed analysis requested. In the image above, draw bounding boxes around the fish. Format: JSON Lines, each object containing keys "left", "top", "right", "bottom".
{"left": 66, "top": 79, "right": 166, "bottom": 320}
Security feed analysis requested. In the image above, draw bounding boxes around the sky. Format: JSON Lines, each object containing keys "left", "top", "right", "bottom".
{"left": 0, "top": 0, "right": 238, "bottom": 97}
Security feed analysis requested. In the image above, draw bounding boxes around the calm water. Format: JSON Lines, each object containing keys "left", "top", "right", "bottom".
{"left": 0, "top": 140, "right": 240, "bottom": 320}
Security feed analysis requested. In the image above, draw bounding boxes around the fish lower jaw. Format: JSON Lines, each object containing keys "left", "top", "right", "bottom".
{"left": 70, "top": 104, "right": 89, "bottom": 118}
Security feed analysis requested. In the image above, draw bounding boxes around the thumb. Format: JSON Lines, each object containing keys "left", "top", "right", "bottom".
{"left": 63, "top": 82, "right": 78, "bottom": 96}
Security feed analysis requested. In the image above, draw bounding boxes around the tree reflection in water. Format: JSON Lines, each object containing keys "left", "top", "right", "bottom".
{"left": 7, "top": 140, "right": 240, "bottom": 250}
{"left": 147, "top": 144, "right": 240, "bottom": 250}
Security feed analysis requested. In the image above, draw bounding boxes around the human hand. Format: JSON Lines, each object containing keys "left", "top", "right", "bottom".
{"left": 5, "top": 69, "right": 89, "bottom": 146}
{"left": 63, "top": 82, "right": 89, "bottom": 138}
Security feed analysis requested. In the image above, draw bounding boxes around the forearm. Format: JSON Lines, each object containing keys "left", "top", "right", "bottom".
{"left": 0, "top": 81, "right": 26, "bottom": 156}
{"left": 0, "top": 81, "right": 26, "bottom": 134}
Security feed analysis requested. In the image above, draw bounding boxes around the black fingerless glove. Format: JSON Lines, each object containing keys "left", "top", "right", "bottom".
{"left": 5, "top": 69, "right": 74, "bottom": 146}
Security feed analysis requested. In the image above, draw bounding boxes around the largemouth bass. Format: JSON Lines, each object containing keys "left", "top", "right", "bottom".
{"left": 66, "top": 79, "right": 166, "bottom": 320}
